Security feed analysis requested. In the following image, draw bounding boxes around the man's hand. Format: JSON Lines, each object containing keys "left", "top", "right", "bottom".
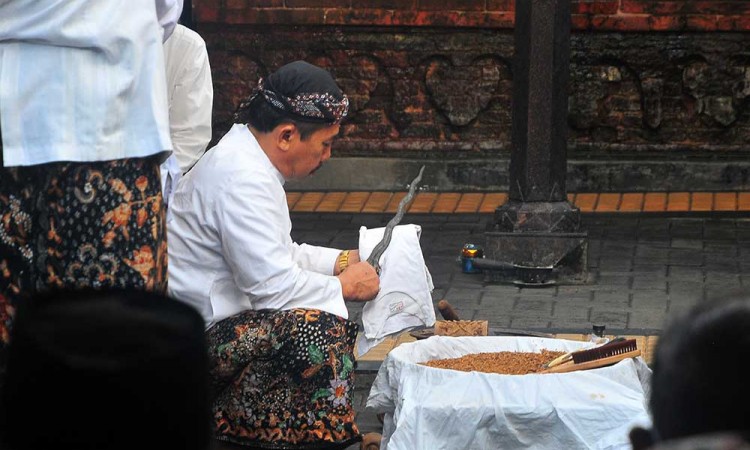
{"left": 337, "top": 261, "right": 379, "bottom": 302}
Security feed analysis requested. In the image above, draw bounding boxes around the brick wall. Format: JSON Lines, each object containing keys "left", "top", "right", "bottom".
{"left": 194, "top": 0, "right": 750, "bottom": 186}
{"left": 195, "top": 0, "right": 750, "bottom": 31}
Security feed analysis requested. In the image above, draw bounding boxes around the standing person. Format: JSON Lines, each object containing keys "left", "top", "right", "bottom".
{"left": 167, "top": 60, "right": 380, "bottom": 449}
{"left": 0, "top": 0, "right": 181, "bottom": 364}
{"left": 161, "top": 22, "right": 213, "bottom": 221}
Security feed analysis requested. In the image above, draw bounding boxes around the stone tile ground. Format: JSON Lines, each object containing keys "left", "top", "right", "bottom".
{"left": 290, "top": 212, "right": 750, "bottom": 446}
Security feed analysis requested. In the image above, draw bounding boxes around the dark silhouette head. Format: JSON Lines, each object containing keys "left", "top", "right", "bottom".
{"left": 630, "top": 293, "right": 750, "bottom": 449}
{"left": 0, "top": 288, "right": 211, "bottom": 450}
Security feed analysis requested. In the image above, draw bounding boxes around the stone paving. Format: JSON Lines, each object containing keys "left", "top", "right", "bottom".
{"left": 290, "top": 211, "right": 750, "bottom": 443}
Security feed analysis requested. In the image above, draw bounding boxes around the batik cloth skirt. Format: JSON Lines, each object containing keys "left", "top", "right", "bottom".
{"left": 207, "top": 308, "right": 361, "bottom": 450}
{"left": 0, "top": 157, "right": 167, "bottom": 349}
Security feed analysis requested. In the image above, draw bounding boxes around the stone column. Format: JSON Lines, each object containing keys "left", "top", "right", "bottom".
{"left": 479, "top": 0, "right": 588, "bottom": 285}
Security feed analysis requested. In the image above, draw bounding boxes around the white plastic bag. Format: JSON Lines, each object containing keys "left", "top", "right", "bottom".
{"left": 367, "top": 336, "right": 652, "bottom": 450}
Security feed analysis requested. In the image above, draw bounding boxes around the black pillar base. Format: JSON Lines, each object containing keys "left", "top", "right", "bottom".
{"left": 479, "top": 231, "right": 588, "bottom": 286}
{"left": 491, "top": 200, "right": 581, "bottom": 233}
{"left": 481, "top": 200, "right": 588, "bottom": 286}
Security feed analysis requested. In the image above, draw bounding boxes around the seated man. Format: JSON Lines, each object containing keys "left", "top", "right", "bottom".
{"left": 629, "top": 292, "right": 750, "bottom": 449}
{"left": 167, "top": 61, "right": 380, "bottom": 449}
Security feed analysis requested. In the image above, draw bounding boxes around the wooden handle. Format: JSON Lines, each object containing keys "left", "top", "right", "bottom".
{"left": 542, "top": 349, "right": 641, "bottom": 374}
{"left": 437, "top": 299, "right": 460, "bottom": 321}
{"left": 544, "top": 352, "right": 573, "bottom": 369}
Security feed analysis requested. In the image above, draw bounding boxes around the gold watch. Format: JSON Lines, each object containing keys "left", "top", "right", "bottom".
{"left": 338, "top": 250, "right": 351, "bottom": 273}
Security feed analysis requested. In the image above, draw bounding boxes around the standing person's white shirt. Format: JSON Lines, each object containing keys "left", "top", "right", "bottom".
{"left": 160, "top": 24, "right": 213, "bottom": 219}
{"left": 0, "top": 0, "right": 182, "bottom": 166}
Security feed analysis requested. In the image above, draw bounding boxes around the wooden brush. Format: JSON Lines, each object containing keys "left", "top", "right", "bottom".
{"left": 542, "top": 338, "right": 640, "bottom": 374}
{"left": 542, "top": 337, "right": 626, "bottom": 370}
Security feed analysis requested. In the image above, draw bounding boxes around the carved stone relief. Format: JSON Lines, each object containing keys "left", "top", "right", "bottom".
{"left": 204, "top": 29, "right": 750, "bottom": 155}
{"left": 424, "top": 55, "right": 504, "bottom": 127}
{"left": 680, "top": 57, "right": 749, "bottom": 127}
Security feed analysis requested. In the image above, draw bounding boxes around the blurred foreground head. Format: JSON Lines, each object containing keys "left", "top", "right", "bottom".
{"left": 0, "top": 288, "right": 210, "bottom": 450}
{"left": 631, "top": 292, "right": 750, "bottom": 449}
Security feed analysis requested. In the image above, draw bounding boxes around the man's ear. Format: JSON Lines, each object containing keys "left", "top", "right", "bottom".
{"left": 276, "top": 124, "right": 297, "bottom": 152}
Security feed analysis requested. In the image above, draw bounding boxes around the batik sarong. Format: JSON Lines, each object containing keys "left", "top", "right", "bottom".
{"left": 0, "top": 157, "right": 167, "bottom": 348}
{"left": 207, "top": 308, "right": 361, "bottom": 450}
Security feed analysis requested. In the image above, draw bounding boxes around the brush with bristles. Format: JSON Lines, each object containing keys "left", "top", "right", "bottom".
{"left": 542, "top": 336, "right": 626, "bottom": 370}
{"left": 542, "top": 338, "right": 640, "bottom": 374}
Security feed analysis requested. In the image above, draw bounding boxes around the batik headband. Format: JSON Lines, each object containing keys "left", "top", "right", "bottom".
{"left": 249, "top": 77, "right": 349, "bottom": 124}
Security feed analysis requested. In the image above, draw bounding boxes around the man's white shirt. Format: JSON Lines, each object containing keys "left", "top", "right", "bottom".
{"left": 167, "top": 124, "right": 348, "bottom": 329}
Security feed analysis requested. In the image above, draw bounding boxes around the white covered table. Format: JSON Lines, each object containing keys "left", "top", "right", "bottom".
{"left": 366, "top": 336, "right": 652, "bottom": 450}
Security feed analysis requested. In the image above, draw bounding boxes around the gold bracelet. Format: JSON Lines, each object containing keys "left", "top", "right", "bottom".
{"left": 338, "top": 250, "right": 351, "bottom": 273}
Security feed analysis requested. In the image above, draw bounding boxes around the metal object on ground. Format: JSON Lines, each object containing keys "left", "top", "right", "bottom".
{"left": 472, "top": 258, "right": 556, "bottom": 286}
{"left": 461, "top": 244, "right": 484, "bottom": 273}
{"left": 366, "top": 165, "right": 426, "bottom": 273}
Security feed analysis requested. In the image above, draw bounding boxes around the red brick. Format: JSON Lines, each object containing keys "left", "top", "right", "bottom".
{"left": 716, "top": 15, "right": 750, "bottom": 31}
{"left": 572, "top": 0, "right": 619, "bottom": 15}
{"left": 621, "top": 0, "right": 750, "bottom": 15}
{"left": 316, "top": 192, "right": 347, "bottom": 212}
{"left": 392, "top": 10, "right": 514, "bottom": 28}
{"left": 714, "top": 192, "right": 737, "bottom": 211}
{"left": 225, "top": 0, "right": 248, "bottom": 9}
{"left": 339, "top": 192, "right": 371, "bottom": 213}
{"left": 385, "top": 192, "right": 407, "bottom": 213}
{"left": 286, "top": 192, "right": 302, "bottom": 210}
{"left": 194, "top": 3, "right": 220, "bottom": 22}
{"left": 455, "top": 193, "right": 484, "bottom": 213}
{"left": 574, "top": 193, "right": 598, "bottom": 212}
{"left": 739, "top": 193, "right": 750, "bottom": 211}
{"left": 224, "top": 8, "right": 326, "bottom": 24}
{"left": 355, "top": 0, "right": 417, "bottom": 9}
{"left": 432, "top": 193, "right": 461, "bottom": 213}
{"left": 571, "top": 13, "right": 592, "bottom": 29}
{"left": 285, "top": 0, "right": 350, "bottom": 7}
{"left": 408, "top": 192, "right": 438, "bottom": 213}
{"left": 392, "top": 10, "right": 457, "bottom": 26}
{"left": 324, "top": 8, "right": 394, "bottom": 25}
{"left": 293, "top": 192, "right": 324, "bottom": 212}
{"left": 620, "top": 1, "right": 686, "bottom": 14}
{"left": 591, "top": 14, "right": 651, "bottom": 31}
{"left": 487, "top": 0, "right": 514, "bottom": 12}
{"left": 643, "top": 193, "right": 667, "bottom": 212}
{"left": 686, "top": 15, "right": 719, "bottom": 30}
{"left": 473, "top": 11, "right": 515, "bottom": 27}
{"left": 479, "top": 193, "right": 507, "bottom": 213}
{"left": 667, "top": 192, "right": 690, "bottom": 211}
{"left": 732, "top": 15, "right": 750, "bottom": 31}
{"left": 690, "top": 193, "right": 713, "bottom": 211}
{"left": 418, "top": 0, "right": 485, "bottom": 11}
{"left": 619, "top": 193, "right": 644, "bottom": 212}
{"left": 595, "top": 193, "right": 621, "bottom": 212}
{"left": 362, "top": 192, "right": 393, "bottom": 213}
{"left": 685, "top": 1, "right": 750, "bottom": 15}
{"left": 649, "top": 14, "right": 685, "bottom": 30}
{"left": 193, "top": 0, "right": 220, "bottom": 8}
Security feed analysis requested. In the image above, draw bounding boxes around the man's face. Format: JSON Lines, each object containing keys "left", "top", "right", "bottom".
{"left": 287, "top": 124, "right": 340, "bottom": 180}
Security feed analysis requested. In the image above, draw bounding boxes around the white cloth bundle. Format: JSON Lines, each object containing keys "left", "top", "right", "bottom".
{"left": 357, "top": 224, "right": 436, "bottom": 357}
{"left": 368, "top": 336, "right": 652, "bottom": 450}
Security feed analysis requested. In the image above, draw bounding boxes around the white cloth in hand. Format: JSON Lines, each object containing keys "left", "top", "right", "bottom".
{"left": 357, "top": 224, "right": 435, "bottom": 357}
